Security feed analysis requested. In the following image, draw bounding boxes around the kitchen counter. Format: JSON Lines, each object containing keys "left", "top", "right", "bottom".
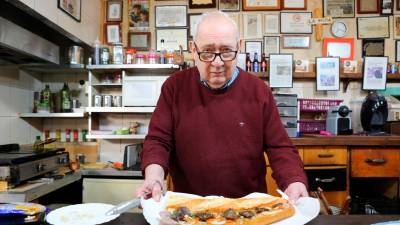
{"left": 80, "top": 169, "right": 142, "bottom": 178}
{"left": 103, "top": 213, "right": 400, "bottom": 225}
{"left": 292, "top": 135, "right": 400, "bottom": 146}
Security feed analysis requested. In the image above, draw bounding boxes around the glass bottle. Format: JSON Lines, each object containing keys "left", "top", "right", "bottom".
{"left": 40, "top": 84, "right": 51, "bottom": 112}
{"left": 245, "top": 53, "right": 252, "bottom": 72}
{"left": 159, "top": 39, "right": 167, "bottom": 64}
{"left": 261, "top": 53, "right": 267, "bottom": 72}
{"left": 94, "top": 37, "right": 100, "bottom": 65}
{"left": 60, "top": 83, "right": 72, "bottom": 112}
{"left": 253, "top": 52, "right": 260, "bottom": 72}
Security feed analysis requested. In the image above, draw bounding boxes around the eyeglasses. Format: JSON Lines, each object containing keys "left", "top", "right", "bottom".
{"left": 194, "top": 42, "right": 238, "bottom": 62}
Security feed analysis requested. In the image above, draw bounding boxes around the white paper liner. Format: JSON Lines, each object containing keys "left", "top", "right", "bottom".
{"left": 141, "top": 191, "right": 320, "bottom": 225}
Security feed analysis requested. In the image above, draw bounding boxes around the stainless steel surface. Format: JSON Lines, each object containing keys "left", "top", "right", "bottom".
{"left": 113, "top": 96, "right": 122, "bottom": 107}
{"left": 0, "top": 17, "right": 59, "bottom": 64}
{"left": 103, "top": 95, "right": 112, "bottom": 107}
{"left": 68, "top": 45, "right": 84, "bottom": 65}
{"left": 105, "top": 198, "right": 141, "bottom": 216}
{"left": 0, "top": 166, "right": 10, "bottom": 180}
{"left": 80, "top": 169, "right": 142, "bottom": 177}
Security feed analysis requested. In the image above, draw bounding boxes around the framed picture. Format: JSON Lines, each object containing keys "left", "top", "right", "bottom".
{"left": 394, "top": 15, "right": 400, "bottom": 39}
{"left": 323, "top": 0, "right": 355, "bottom": 18}
{"left": 264, "top": 14, "right": 279, "bottom": 34}
{"left": 269, "top": 54, "right": 294, "bottom": 88}
{"left": 322, "top": 38, "right": 354, "bottom": 60}
{"left": 295, "top": 59, "right": 310, "bottom": 72}
{"left": 380, "top": 0, "right": 393, "bottom": 15}
{"left": 128, "top": 0, "right": 149, "bottom": 30}
{"left": 58, "top": 0, "right": 81, "bottom": 22}
{"left": 281, "top": 35, "right": 311, "bottom": 49}
{"left": 264, "top": 36, "right": 280, "bottom": 57}
{"left": 396, "top": 41, "right": 400, "bottom": 62}
{"left": 156, "top": 29, "right": 188, "bottom": 51}
{"left": 245, "top": 41, "right": 262, "bottom": 61}
{"left": 357, "top": 17, "right": 389, "bottom": 39}
{"left": 357, "top": 0, "right": 379, "bottom": 13}
{"left": 282, "top": 0, "right": 307, "bottom": 10}
{"left": 343, "top": 60, "right": 358, "bottom": 73}
{"left": 219, "top": 0, "right": 240, "bottom": 11}
{"left": 189, "top": 0, "right": 216, "bottom": 8}
{"left": 316, "top": 57, "right": 340, "bottom": 91}
{"left": 362, "top": 56, "right": 388, "bottom": 90}
{"left": 362, "top": 39, "right": 385, "bottom": 57}
{"left": 280, "top": 12, "right": 312, "bottom": 34}
{"left": 155, "top": 5, "right": 187, "bottom": 28}
{"left": 128, "top": 32, "right": 150, "bottom": 51}
{"left": 107, "top": 0, "right": 122, "bottom": 22}
{"left": 242, "top": 0, "right": 281, "bottom": 11}
{"left": 188, "top": 13, "right": 201, "bottom": 39}
{"left": 243, "top": 13, "right": 262, "bottom": 39}
{"left": 105, "top": 23, "right": 121, "bottom": 44}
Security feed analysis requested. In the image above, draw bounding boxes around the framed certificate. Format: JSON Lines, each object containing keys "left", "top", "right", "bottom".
{"left": 396, "top": 41, "right": 400, "bottom": 62}
{"left": 156, "top": 29, "right": 188, "bottom": 51}
{"left": 357, "top": 0, "right": 379, "bottom": 13}
{"left": 269, "top": 54, "right": 294, "bottom": 88}
{"left": 155, "top": 5, "right": 187, "bottom": 28}
{"left": 242, "top": 0, "right": 281, "bottom": 11}
{"left": 323, "top": 0, "right": 355, "bottom": 18}
{"left": 362, "top": 57, "right": 388, "bottom": 90}
{"left": 282, "top": 0, "right": 307, "bottom": 10}
{"left": 280, "top": 12, "right": 312, "bottom": 34}
{"left": 105, "top": 23, "right": 121, "bottom": 44}
{"left": 316, "top": 57, "right": 340, "bottom": 91}
{"left": 282, "top": 35, "right": 311, "bottom": 49}
{"left": 264, "top": 14, "right": 279, "bottom": 34}
{"left": 189, "top": 0, "right": 216, "bottom": 8}
{"left": 128, "top": 32, "right": 150, "bottom": 51}
{"left": 263, "top": 36, "right": 280, "bottom": 57}
{"left": 357, "top": 16, "right": 389, "bottom": 39}
{"left": 243, "top": 13, "right": 262, "bottom": 39}
{"left": 106, "top": 0, "right": 122, "bottom": 22}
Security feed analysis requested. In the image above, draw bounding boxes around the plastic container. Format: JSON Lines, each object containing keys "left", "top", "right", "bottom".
{"left": 125, "top": 48, "right": 136, "bottom": 64}
{"left": 135, "top": 54, "right": 145, "bottom": 64}
{"left": 148, "top": 53, "right": 159, "bottom": 64}
{"left": 277, "top": 106, "right": 298, "bottom": 117}
{"left": 298, "top": 119, "right": 326, "bottom": 133}
{"left": 298, "top": 98, "right": 343, "bottom": 112}
{"left": 274, "top": 94, "right": 298, "bottom": 107}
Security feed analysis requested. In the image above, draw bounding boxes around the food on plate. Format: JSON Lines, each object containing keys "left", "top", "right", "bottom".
{"left": 165, "top": 195, "right": 295, "bottom": 225}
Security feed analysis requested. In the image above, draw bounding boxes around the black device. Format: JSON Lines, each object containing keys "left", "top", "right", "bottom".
{"left": 360, "top": 92, "right": 388, "bottom": 135}
{"left": 123, "top": 143, "right": 142, "bottom": 170}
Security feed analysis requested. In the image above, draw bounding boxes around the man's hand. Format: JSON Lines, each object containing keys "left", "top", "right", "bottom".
{"left": 284, "top": 182, "right": 308, "bottom": 204}
{"left": 135, "top": 164, "right": 165, "bottom": 202}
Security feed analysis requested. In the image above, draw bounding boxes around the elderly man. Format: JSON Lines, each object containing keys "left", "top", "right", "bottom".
{"left": 135, "top": 11, "right": 308, "bottom": 203}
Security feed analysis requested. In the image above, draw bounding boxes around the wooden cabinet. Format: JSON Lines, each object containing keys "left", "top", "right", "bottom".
{"left": 351, "top": 148, "right": 400, "bottom": 177}
{"left": 303, "top": 146, "right": 347, "bottom": 165}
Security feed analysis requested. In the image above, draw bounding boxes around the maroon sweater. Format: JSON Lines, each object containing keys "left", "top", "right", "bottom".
{"left": 141, "top": 67, "right": 307, "bottom": 198}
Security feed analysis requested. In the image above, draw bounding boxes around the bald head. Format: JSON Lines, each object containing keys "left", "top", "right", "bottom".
{"left": 193, "top": 11, "right": 239, "bottom": 43}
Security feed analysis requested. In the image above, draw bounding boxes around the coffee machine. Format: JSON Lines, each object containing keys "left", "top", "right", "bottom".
{"left": 360, "top": 91, "right": 388, "bottom": 134}
{"left": 326, "top": 105, "right": 353, "bottom": 135}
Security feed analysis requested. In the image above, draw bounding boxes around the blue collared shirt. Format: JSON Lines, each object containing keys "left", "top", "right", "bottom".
{"left": 200, "top": 67, "right": 239, "bottom": 90}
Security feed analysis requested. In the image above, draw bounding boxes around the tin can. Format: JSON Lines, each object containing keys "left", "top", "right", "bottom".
{"left": 76, "top": 153, "right": 85, "bottom": 164}
{"left": 100, "top": 46, "right": 109, "bottom": 64}
{"left": 103, "top": 95, "right": 112, "bottom": 107}
{"left": 82, "top": 129, "right": 88, "bottom": 142}
{"left": 65, "top": 129, "right": 71, "bottom": 142}
{"left": 94, "top": 95, "right": 102, "bottom": 107}
{"left": 56, "top": 129, "right": 61, "bottom": 142}
{"left": 113, "top": 95, "right": 122, "bottom": 107}
{"left": 73, "top": 129, "right": 79, "bottom": 142}
{"left": 44, "top": 129, "right": 50, "bottom": 140}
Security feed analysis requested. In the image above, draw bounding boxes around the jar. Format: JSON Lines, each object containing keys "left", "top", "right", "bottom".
{"left": 100, "top": 46, "right": 110, "bottom": 64}
{"left": 166, "top": 52, "right": 175, "bottom": 64}
{"left": 112, "top": 43, "right": 124, "bottom": 64}
{"left": 135, "top": 54, "right": 145, "bottom": 64}
{"left": 125, "top": 48, "right": 136, "bottom": 64}
{"left": 148, "top": 53, "right": 159, "bottom": 64}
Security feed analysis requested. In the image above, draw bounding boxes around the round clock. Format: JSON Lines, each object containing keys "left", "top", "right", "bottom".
{"left": 331, "top": 21, "right": 347, "bottom": 38}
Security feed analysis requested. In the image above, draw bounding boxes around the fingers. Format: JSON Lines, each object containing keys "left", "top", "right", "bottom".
{"left": 152, "top": 180, "right": 164, "bottom": 202}
{"left": 135, "top": 179, "right": 165, "bottom": 202}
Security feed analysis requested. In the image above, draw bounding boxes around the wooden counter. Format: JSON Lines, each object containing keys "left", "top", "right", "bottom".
{"left": 292, "top": 135, "right": 400, "bottom": 146}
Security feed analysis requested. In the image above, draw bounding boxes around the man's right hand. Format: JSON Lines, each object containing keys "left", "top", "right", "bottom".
{"left": 135, "top": 164, "right": 165, "bottom": 202}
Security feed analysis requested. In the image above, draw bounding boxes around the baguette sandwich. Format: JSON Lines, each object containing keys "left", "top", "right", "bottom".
{"left": 165, "top": 194, "right": 295, "bottom": 225}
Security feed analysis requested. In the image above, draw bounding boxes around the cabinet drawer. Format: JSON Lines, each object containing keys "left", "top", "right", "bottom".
{"left": 264, "top": 148, "right": 303, "bottom": 166}
{"left": 305, "top": 168, "right": 347, "bottom": 191}
{"left": 303, "top": 147, "right": 347, "bottom": 165}
{"left": 274, "top": 94, "right": 297, "bottom": 107}
{"left": 277, "top": 107, "right": 297, "bottom": 117}
{"left": 351, "top": 149, "right": 400, "bottom": 177}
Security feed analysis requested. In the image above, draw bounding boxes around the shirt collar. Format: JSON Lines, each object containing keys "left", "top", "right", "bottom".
{"left": 200, "top": 67, "right": 239, "bottom": 90}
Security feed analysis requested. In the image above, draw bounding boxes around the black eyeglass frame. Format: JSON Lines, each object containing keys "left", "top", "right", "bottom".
{"left": 193, "top": 42, "right": 239, "bottom": 62}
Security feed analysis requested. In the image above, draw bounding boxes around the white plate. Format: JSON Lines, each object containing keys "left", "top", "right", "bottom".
{"left": 45, "top": 203, "right": 119, "bottom": 225}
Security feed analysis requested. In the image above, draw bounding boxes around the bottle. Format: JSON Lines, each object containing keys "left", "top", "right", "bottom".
{"left": 253, "top": 52, "right": 260, "bottom": 72}
{"left": 159, "top": 39, "right": 167, "bottom": 64}
{"left": 94, "top": 37, "right": 100, "bottom": 65}
{"left": 33, "top": 135, "right": 42, "bottom": 151}
{"left": 60, "top": 83, "right": 72, "bottom": 112}
{"left": 261, "top": 53, "right": 267, "bottom": 72}
{"left": 245, "top": 53, "right": 252, "bottom": 72}
{"left": 40, "top": 84, "right": 51, "bottom": 112}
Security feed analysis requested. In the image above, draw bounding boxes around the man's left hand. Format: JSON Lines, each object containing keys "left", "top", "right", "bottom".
{"left": 284, "top": 182, "right": 308, "bottom": 204}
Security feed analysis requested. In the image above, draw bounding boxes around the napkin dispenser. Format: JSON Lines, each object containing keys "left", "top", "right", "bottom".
{"left": 123, "top": 143, "right": 142, "bottom": 170}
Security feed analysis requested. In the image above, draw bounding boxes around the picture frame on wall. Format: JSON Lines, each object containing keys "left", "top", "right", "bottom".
{"left": 218, "top": 0, "right": 240, "bottom": 11}
{"left": 362, "top": 39, "right": 385, "bottom": 57}
{"left": 357, "top": 0, "right": 379, "bottom": 14}
{"left": 394, "top": 15, "right": 400, "bottom": 39}
{"left": 322, "top": 38, "right": 354, "bottom": 60}
{"left": 398, "top": 0, "right": 400, "bottom": 10}
{"left": 282, "top": 0, "right": 307, "bottom": 10}
{"left": 245, "top": 41, "right": 262, "bottom": 61}
{"left": 58, "top": 0, "right": 81, "bottom": 22}
{"left": 188, "top": 13, "right": 201, "bottom": 39}
{"left": 106, "top": 0, "right": 123, "bottom": 22}
{"left": 156, "top": 28, "right": 188, "bottom": 51}
{"left": 243, "top": 13, "right": 262, "bottom": 39}
{"left": 189, "top": 0, "right": 216, "bottom": 9}
{"left": 128, "top": 0, "right": 149, "bottom": 30}
{"left": 242, "top": 0, "right": 281, "bottom": 11}
{"left": 323, "top": 0, "right": 355, "bottom": 18}
{"left": 396, "top": 41, "right": 400, "bottom": 62}
{"left": 263, "top": 36, "right": 280, "bottom": 57}
{"left": 357, "top": 17, "right": 389, "bottom": 39}
{"left": 280, "top": 12, "right": 312, "bottom": 34}
{"left": 281, "top": 35, "right": 311, "bottom": 49}
{"left": 155, "top": 5, "right": 187, "bottom": 28}
{"left": 362, "top": 56, "right": 388, "bottom": 90}
{"left": 264, "top": 14, "right": 279, "bottom": 34}
{"left": 380, "top": 0, "right": 393, "bottom": 15}
{"left": 128, "top": 32, "right": 150, "bottom": 51}
{"left": 105, "top": 23, "right": 121, "bottom": 44}
{"left": 269, "top": 54, "right": 294, "bottom": 88}
{"left": 316, "top": 57, "right": 340, "bottom": 91}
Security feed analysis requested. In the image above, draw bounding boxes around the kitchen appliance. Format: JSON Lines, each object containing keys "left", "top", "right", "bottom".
{"left": 0, "top": 144, "right": 69, "bottom": 187}
{"left": 122, "top": 76, "right": 168, "bottom": 106}
{"left": 123, "top": 144, "right": 142, "bottom": 170}
{"left": 360, "top": 92, "right": 388, "bottom": 134}
{"left": 68, "top": 45, "right": 84, "bottom": 65}
{"left": 326, "top": 105, "right": 353, "bottom": 135}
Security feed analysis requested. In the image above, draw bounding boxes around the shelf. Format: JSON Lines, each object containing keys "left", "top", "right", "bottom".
{"left": 20, "top": 64, "right": 87, "bottom": 74}
{"left": 87, "top": 64, "right": 179, "bottom": 70}
{"left": 86, "top": 134, "right": 146, "bottom": 139}
{"left": 86, "top": 107, "right": 155, "bottom": 113}
{"left": 19, "top": 112, "right": 85, "bottom": 118}
{"left": 251, "top": 72, "right": 400, "bottom": 80}
{"left": 91, "top": 83, "right": 123, "bottom": 87}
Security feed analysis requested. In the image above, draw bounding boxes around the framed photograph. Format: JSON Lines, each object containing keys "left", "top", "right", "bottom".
{"left": 189, "top": 0, "right": 216, "bottom": 8}
{"left": 396, "top": 41, "right": 400, "bottom": 62}
{"left": 105, "top": 23, "right": 121, "bottom": 44}
{"left": 362, "top": 56, "right": 388, "bottom": 90}
{"left": 264, "top": 36, "right": 280, "bottom": 57}
{"left": 380, "top": 0, "right": 393, "bottom": 15}
{"left": 156, "top": 29, "right": 188, "bottom": 51}
{"left": 128, "top": 0, "right": 149, "bottom": 30}
{"left": 219, "top": 0, "right": 240, "bottom": 11}
{"left": 245, "top": 41, "right": 262, "bottom": 61}
{"left": 282, "top": 35, "right": 311, "bottom": 49}
{"left": 264, "top": 14, "right": 279, "bottom": 34}
{"left": 282, "top": 0, "right": 307, "bottom": 10}
{"left": 394, "top": 15, "right": 400, "bottom": 39}
{"left": 107, "top": 0, "right": 122, "bottom": 22}
{"left": 322, "top": 38, "right": 354, "bottom": 60}
{"left": 188, "top": 13, "right": 201, "bottom": 39}
{"left": 357, "top": 0, "right": 379, "bottom": 13}
{"left": 58, "top": 0, "right": 81, "bottom": 22}
{"left": 243, "top": 13, "right": 262, "bottom": 39}
{"left": 323, "top": 0, "right": 355, "bottom": 18}
{"left": 128, "top": 32, "right": 150, "bottom": 51}
{"left": 155, "top": 5, "right": 187, "bottom": 28}
{"left": 316, "top": 57, "right": 340, "bottom": 91}
{"left": 242, "top": 0, "right": 281, "bottom": 11}
{"left": 362, "top": 39, "right": 385, "bottom": 57}
{"left": 295, "top": 59, "right": 310, "bottom": 72}
{"left": 280, "top": 12, "right": 312, "bottom": 34}
{"left": 269, "top": 54, "right": 294, "bottom": 88}
{"left": 357, "top": 17, "right": 389, "bottom": 39}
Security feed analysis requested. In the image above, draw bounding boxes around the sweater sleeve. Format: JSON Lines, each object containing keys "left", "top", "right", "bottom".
{"left": 263, "top": 87, "right": 308, "bottom": 191}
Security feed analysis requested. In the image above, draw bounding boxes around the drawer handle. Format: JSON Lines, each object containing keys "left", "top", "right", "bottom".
{"left": 315, "top": 177, "right": 336, "bottom": 183}
{"left": 365, "top": 158, "right": 386, "bottom": 164}
{"left": 318, "top": 153, "right": 334, "bottom": 158}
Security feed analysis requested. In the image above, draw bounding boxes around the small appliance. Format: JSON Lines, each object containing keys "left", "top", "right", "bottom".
{"left": 360, "top": 92, "right": 388, "bottom": 134}
{"left": 326, "top": 105, "right": 353, "bottom": 135}
{"left": 123, "top": 143, "right": 142, "bottom": 170}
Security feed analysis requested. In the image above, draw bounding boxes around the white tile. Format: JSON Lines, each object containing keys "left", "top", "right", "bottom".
{"left": 99, "top": 140, "right": 123, "bottom": 163}
{"left": 10, "top": 117, "right": 31, "bottom": 144}
{"left": 0, "top": 117, "right": 11, "bottom": 144}
{"left": 0, "top": 84, "right": 12, "bottom": 117}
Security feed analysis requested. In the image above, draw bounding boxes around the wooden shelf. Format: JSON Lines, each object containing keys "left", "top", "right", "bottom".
{"left": 251, "top": 72, "right": 400, "bottom": 80}
{"left": 87, "top": 64, "right": 179, "bottom": 70}
{"left": 86, "top": 134, "right": 146, "bottom": 139}
{"left": 19, "top": 112, "right": 85, "bottom": 118}
{"left": 86, "top": 107, "right": 155, "bottom": 113}
{"left": 91, "top": 83, "right": 122, "bottom": 87}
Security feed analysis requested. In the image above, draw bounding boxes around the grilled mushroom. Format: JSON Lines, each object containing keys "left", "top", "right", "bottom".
{"left": 171, "top": 207, "right": 191, "bottom": 221}
{"left": 239, "top": 211, "right": 255, "bottom": 218}
{"left": 194, "top": 212, "right": 215, "bottom": 221}
{"left": 222, "top": 208, "right": 238, "bottom": 220}
{"left": 255, "top": 207, "right": 270, "bottom": 213}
